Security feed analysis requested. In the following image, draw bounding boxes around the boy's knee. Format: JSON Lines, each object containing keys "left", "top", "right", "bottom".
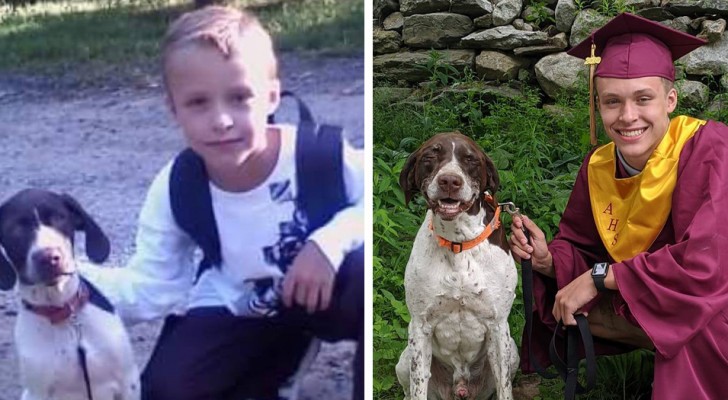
{"left": 142, "top": 368, "right": 197, "bottom": 400}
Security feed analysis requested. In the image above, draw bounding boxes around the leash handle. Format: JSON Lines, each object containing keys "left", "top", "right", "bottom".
{"left": 549, "top": 316, "right": 597, "bottom": 400}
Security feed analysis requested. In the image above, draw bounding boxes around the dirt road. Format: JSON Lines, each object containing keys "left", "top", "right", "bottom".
{"left": 0, "top": 53, "right": 364, "bottom": 400}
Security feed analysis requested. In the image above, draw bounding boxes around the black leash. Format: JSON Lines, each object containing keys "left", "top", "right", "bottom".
{"left": 549, "top": 317, "right": 597, "bottom": 400}
{"left": 520, "top": 227, "right": 558, "bottom": 380}
{"left": 503, "top": 204, "right": 596, "bottom": 399}
{"left": 77, "top": 345, "right": 94, "bottom": 400}
{"left": 71, "top": 313, "right": 94, "bottom": 400}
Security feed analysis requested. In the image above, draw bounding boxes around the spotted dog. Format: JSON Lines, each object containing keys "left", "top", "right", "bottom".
{"left": 396, "top": 132, "right": 519, "bottom": 400}
{"left": 0, "top": 189, "right": 140, "bottom": 400}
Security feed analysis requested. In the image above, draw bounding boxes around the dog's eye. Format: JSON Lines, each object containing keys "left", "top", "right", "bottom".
{"left": 464, "top": 154, "right": 478, "bottom": 164}
{"left": 9, "top": 217, "right": 34, "bottom": 236}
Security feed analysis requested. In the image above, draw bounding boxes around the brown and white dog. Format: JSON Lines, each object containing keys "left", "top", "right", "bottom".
{"left": 0, "top": 189, "right": 140, "bottom": 400}
{"left": 395, "top": 132, "right": 519, "bottom": 400}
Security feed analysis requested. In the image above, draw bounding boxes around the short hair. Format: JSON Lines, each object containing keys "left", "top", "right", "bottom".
{"left": 661, "top": 77, "right": 675, "bottom": 94}
{"left": 161, "top": 6, "right": 278, "bottom": 84}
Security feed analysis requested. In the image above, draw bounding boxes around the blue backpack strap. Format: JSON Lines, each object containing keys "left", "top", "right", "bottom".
{"left": 288, "top": 94, "right": 347, "bottom": 234}
{"left": 82, "top": 276, "right": 115, "bottom": 314}
{"left": 169, "top": 148, "right": 222, "bottom": 279}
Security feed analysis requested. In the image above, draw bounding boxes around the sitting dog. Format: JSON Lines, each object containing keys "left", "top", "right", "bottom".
{"left": 0, "top": 189, "right": 140, "bottom": 400}
{"left": 395, "top": 132, "right": 519, "bottom": 400}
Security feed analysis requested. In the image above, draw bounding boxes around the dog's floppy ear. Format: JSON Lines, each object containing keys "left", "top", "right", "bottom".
{"left": 0, "top": 246, "right": 16, "bottom": 291}
{"left": 60, "top": 194, "right": 110, "bottom": 263}
{"left": 0, "top": 242, "right": 17, "bottom": 290}
{"left": 482, "top": 152, "right": 500, "bottom": 195}
{"left": 399, "top": 150, "right": 420, "bottom": 206}
{"left": 0, "top": 206, "right": 17, "bottom": 290}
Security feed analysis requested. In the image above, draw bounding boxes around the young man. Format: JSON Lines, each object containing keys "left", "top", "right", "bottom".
{"left": 80, "top": 6, "right": 363, "bottom": 400}
{"left": 509, "top": 12, "right": 728, "bottom": 398}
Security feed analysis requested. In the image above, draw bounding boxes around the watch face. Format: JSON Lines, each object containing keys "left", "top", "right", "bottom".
{"left": 593, "top": 262, "right": 608, "bottom": 275}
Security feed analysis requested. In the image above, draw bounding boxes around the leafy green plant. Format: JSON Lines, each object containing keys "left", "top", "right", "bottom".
{"left": 416, "top": 50, "right": 462, "bottom": 90}
{"left": 525, "top": 0, "right": 555, "bottom": 27}
{"left": 596, "top": 0, "right": 636, "bottom": 17}
{"left": 584, "top": 350, "right": 655, "bottom": 399}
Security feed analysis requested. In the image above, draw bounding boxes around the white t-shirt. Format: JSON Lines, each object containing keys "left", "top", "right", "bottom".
{"left": 80, "top": 124, "right": 364, "bottom": 324}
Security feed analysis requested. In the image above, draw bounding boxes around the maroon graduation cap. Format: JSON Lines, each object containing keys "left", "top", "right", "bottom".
{"left": 567, "top": 13, "right": 707, "bottom": 145}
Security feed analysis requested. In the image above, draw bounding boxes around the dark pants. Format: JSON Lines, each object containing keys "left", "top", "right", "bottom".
{"left": 142, "top": 246, "right": 364, "bottom": 400}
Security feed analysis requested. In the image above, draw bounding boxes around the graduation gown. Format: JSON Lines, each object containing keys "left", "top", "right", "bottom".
{"left": 521, "top": 119, "right": 728, "bottom": 399}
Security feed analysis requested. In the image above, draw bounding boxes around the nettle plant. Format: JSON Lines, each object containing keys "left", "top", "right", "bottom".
{"left": 594, "top": 0, "right": 637, "bottom": 16}
{"left": 525, "top": 0, "right": 555, "bottom": 27}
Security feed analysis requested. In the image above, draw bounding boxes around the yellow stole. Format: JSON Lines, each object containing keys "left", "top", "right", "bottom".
{"left": 587, "top": 116, "right": 706, "bottom": 262}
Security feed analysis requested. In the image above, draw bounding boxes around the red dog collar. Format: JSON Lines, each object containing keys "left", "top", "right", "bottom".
{"left": 22, "top": 281, "right": 89, "bottom": 324}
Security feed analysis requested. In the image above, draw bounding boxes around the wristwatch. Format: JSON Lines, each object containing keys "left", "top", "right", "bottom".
{"left": 591, "top": 262, "right": 610, "bottom": 292}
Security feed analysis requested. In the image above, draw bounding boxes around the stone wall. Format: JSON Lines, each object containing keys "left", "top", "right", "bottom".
{"left": 374, "top": 0, "right": 728, "bottom": 109}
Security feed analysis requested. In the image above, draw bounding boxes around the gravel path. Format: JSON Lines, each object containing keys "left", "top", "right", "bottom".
{"left": 0, "top": 53, "right": 364, "bottom": 400}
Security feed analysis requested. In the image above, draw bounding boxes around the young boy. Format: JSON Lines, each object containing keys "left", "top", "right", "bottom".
{"left": 81, "top": 6, "right": 363, "bottom": 400}
{"left": 509, "top": 13, "right": 728, "bottom": 398}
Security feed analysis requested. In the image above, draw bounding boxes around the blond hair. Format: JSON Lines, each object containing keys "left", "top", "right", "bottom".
{"left": 161, "top": 6, "right": 278, "bottom": 83}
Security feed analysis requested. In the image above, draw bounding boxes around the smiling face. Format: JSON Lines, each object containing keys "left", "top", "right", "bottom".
{"left": 165, "top": 39, "right": 280, "bottom": 178}
{"left": 596, "top": 76, "right": 678, "bottom": 170}
{"left": 399, "top": 132, "right": 499, "bottom": 221}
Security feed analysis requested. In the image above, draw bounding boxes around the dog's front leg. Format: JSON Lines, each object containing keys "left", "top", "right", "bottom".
{"left": 407, "top": 318, "right": 433, "bottom": 400}
{"left": 120, "top": 370, "right": 141, "bottom": 400}
{"left": 486, "top": 323, "right": 516, "bottom": 400}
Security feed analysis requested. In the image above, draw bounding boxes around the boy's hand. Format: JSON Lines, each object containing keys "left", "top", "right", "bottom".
{"left": 553, "top": 270, "right": 597, "bottom": 326}
{"left": 509, "top": 215, "right": 555, "bottom": 277}
{"left": 282, "top": 241, "right": 335, "bottom": 314}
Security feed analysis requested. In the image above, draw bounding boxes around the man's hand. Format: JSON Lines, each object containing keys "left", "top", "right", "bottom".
{"left": 282, "top": 241, "right": 335, "bottom": 314}
{"left": 553, "top": 270, "right": 598, "bottom": 326}
{"left": 509, "top": 215, "right": 555, "bottom": 277}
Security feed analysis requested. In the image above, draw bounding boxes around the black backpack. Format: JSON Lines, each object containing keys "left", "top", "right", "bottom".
{"left": 168, "top": 91, "right": 350, "bottom": 279}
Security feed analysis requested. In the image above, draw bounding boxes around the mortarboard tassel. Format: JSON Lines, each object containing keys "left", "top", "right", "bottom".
{"left": 585, "top": 43, "right": 601, "bottom": 147}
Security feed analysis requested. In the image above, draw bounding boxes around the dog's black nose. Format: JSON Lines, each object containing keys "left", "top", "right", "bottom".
{"left": 438, "top": 174, "right": 463, "bottom": 192}
{"left": 31, "top": 248, "right": 63, "bottom": 269}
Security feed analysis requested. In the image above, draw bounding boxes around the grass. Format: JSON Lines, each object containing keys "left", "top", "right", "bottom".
{"left": 0, "top": 0, "right": 363, "bottom": 72}
{"left": 373, "top": 55, "right": 728, "bottom": 399}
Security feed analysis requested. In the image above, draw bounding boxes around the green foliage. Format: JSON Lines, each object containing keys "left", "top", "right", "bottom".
{"left": 418, "top": 50, "right": 462, "bottom": 89}
{"left": 584, "top": 350, "right": 655, "bottom": 400}
{"left": 373, "top": 143, "right": 423, "bottom": 396}
{"left": 595, "top": 0, "right": 636, "bottom": 16}
{"left": 259, "top": 0, "right": 364, "bottom": 53}
{"left": 525, "top": 0, "right": 555, "bottom": 27}
{"left": 0, "top": 0, "right": 362, "bottom": 71}
{"left": 0, "top": 1, "right": 169, "bottom": 70}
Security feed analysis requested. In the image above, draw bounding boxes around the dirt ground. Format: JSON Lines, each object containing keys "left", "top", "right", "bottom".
{"left": 0, "top": 53, "right": 364, "bottom": 400}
